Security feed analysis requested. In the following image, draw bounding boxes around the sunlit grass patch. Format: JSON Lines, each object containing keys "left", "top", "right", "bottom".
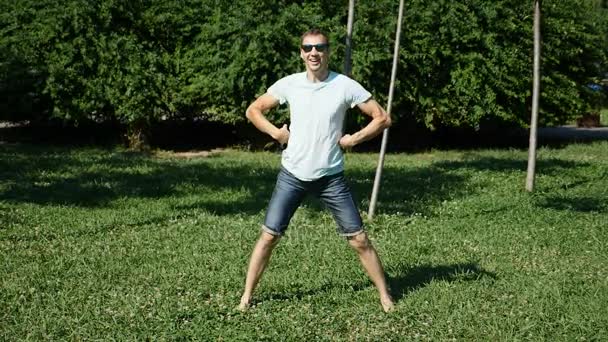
{"left": 1, "top": 143, "right": 607, "bottom": 340}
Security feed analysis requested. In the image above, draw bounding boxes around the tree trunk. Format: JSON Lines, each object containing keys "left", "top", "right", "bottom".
{"left": 525, "top": 0, "right": 541, "bottom": 192}
{"left": 368, "top": 0, "right": 405, "bottom": 219}
{"left": 126, "top": 120, "right": 150, "bottom": 151}
{"left": 344, "top": 0, "right": 355, "bottom": 77}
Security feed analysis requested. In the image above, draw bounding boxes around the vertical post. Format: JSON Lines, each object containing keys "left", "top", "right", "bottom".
{"left": 344, "top": 0, "right": 355, "bottom": 77}
{"left": 368, "top": 0, "right": 405, "bottom": 219}
{"left": 526, "top": 0, "right": 541, "bottom": 192}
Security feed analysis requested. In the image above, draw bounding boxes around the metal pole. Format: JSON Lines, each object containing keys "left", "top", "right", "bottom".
{"left": 526, "top": 0, "right": 541, "bottom": 192}
{"left": 344, "top": 0, "right": 355, "bottom": 76}
{"left": 368, "top": 0, "right": 405, "bottom": 219}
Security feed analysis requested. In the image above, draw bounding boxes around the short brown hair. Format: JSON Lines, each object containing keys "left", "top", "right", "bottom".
{"left": 300, "top": 28, "right": 329, "bottom": 46}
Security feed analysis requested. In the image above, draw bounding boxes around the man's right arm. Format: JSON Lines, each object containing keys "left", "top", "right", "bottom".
{"left": 245, "top": 93, "right": 290, "bottom": 145}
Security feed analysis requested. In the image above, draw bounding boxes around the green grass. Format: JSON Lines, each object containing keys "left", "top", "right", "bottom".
{"left": 1, "top": 143, "right": 607, "bottom": 340}
{"left": 601, "top": 108, "right": 608, "bottom": 126}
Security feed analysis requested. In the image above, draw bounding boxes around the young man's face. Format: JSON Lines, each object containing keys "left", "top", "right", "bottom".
{"left": 300, "top": 34, "right": 329, "bottom": 73}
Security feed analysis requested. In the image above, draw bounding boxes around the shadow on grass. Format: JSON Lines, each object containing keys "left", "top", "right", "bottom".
{"left": 536, "top": 195, "right": 607, "bottom": 213}
{"left": 251, "top": 262, "right": 497, "bottom": 306}
{"left": 431, "top": 154, "right": 584, "bottom": 174}
{"left": 254, "top": 281, "right": 362, "bottom": 304}
{"left": 346, "top": 155, "right": 587, "bottom": 217}
{"left": 388, "top": 262, "right": 497, "bottom": 302}
{"left": 0, "top": 145, "right": 278, "bottom": 213}
{"left": 0, "top": 144, "right": 593, "bottom": 218}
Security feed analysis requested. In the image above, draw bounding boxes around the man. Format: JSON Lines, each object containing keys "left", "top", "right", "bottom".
{"left": 239, "top": 29, "right": 394, "bottom": 312}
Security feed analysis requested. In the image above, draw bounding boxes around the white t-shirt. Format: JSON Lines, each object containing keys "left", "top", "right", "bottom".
{"left": 267, "top": 71, "right": 371, "bottom": 181}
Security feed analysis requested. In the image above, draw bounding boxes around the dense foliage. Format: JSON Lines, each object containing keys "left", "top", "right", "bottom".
{"left": 1, "top": 0, "right": 606, "bottom": 146}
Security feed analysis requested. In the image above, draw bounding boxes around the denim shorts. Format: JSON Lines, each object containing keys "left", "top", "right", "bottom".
{"left": 263, "top": 167, "right": 364, "bottom": 237}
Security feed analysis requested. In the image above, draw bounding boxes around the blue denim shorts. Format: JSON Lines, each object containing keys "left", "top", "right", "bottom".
{"left": 263, "top": 167, "right": 364, "bottom": 237}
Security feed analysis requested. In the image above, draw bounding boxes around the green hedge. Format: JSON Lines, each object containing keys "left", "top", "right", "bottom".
{"left": 1, "top": 0, "right": 606, "bottom": 145}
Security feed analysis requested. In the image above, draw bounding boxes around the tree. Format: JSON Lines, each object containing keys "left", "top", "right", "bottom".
{"left": 1, "top": 0, "right": 606, "bottom": 148}
{"left": 526, "top": 0, "right": 542, "bottom": 192}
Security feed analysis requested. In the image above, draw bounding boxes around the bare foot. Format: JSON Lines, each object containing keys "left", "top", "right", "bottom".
{"left": 381, "top": 296, "right": 395, "bottom": 313}
{"left": 237, "top": 296, "right": 251, "bottom": 312}
{"left": 237, "top": 302, "right": 250, "bottom": 312}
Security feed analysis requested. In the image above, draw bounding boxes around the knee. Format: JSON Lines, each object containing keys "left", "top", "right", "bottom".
{"left": 260, "top": 230, "right": 281, "bottom": 247}
{"left": 347, "top": 232, "right": 371, "bottom": 251}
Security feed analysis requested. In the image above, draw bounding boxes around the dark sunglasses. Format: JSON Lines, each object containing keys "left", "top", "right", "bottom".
{"left": 301, "top": 43, "right": 329, "bottom": 53}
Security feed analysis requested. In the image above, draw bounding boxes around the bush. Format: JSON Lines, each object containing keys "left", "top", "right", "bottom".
{"left": 1, "top": 0, "right": 606, "bottom": 147}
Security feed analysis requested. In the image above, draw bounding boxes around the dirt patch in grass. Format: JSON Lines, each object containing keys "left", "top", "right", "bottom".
{"left": 154, "top": 148, "right": 228, "bottom": 158}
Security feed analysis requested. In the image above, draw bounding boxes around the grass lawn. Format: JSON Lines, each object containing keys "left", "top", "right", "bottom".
{"left": 601, "top": 108, "right": 608, "bottom": 126}
{"left": 1, "top": 142, "right": 607, "bottom": 340}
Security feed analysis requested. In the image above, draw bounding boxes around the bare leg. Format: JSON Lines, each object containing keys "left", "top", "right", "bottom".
{"left": 239, "top": 230, "right": 281, "bottom": 311}
{"left": 347, "top": 232, "right": 394, "bottom": 312}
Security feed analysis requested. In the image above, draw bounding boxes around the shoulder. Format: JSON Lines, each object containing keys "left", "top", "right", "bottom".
{"left": 329, "top": 72, "right": 371, "bottom": 106}
{"left": 330, "top": 72, "right": 365, "bottom": 88}
{"left": 275, "top": 72, "right": 306, "bottom": 85}
{"left": 268, "top": 73, "right": 303, "bottom": 93}
{"left": 329, "top": 72, "right": 349, "bottom": 83}
{"left": 330, "top": 72, "right": 369, "bottom": 94}
{"left": 268, "top": 72, "right": 306, "bottom": 102}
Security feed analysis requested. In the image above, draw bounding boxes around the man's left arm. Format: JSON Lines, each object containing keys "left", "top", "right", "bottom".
{"left": 339, "top": 99, "right": 392, "bottom": 149}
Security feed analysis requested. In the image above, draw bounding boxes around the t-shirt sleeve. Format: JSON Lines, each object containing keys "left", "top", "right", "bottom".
{"left": 346, "top": 79, "right": 372, "bottom": 108}
{"left": 267, "top": 77, "right": 289, "bottom": 105}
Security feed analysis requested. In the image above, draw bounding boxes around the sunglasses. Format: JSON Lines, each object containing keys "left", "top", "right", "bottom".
{"left": 301, "top": 43, "right": 329, "bottom": 53}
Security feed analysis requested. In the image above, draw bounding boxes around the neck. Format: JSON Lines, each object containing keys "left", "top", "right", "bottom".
{"left": 306, "top": 69, "right": 330, "bottom": 83}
